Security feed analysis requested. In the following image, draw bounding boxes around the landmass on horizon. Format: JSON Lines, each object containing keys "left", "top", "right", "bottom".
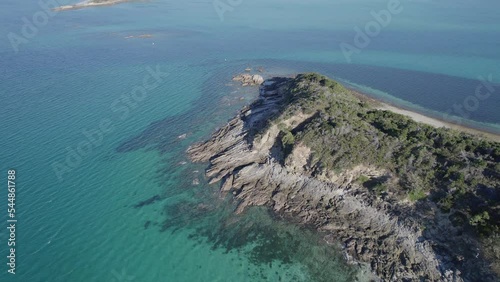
{"left": 189, "top": 73, "right": 500, "bottom": 281}
{"left": 53, "top": 0, "right": 133, "bottom": 11}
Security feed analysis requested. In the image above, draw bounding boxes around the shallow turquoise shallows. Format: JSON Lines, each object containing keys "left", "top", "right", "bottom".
{"left": 1, "top": 0, "right": 499, "bottom": 281}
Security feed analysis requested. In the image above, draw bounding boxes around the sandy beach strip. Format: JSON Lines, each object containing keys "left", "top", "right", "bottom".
{"left": 349, "top": 90, "right": 500, "bottom": 143}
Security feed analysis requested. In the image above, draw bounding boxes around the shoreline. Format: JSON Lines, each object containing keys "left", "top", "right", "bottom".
{"left": 349, "top": 89, "right": 500, "bottom": 143}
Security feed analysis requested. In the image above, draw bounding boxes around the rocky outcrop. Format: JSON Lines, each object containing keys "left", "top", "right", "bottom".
{"left": 188, "top": 76, "right": 496, "bottom": 281}
{"left": 232, "top": 73, "right": 264, "bottom": 86}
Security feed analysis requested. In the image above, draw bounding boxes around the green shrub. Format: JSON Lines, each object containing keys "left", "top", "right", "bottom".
{"left": 282, "top": 131, "right": 295, "bottom": 147}
{"left": 469, "top": 211, "right": 490, "bottom": 227}
{"left": 438, "top": 194, "right": 454, "bottom": 212}
{"left": 357, "top": 175, "right": 370, "bottom": 184}
{"left": 373, "top": 184, "right": 387, "bottom": 196}
{"left": 408, "top": 189, "right": 426, "bottom": 202}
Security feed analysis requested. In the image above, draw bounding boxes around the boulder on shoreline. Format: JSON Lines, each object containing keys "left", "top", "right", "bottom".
{"left": 232, "top": 73, "right": 264, "bottom": 86}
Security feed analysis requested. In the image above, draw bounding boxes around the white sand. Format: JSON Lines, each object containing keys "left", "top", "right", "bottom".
{"left": 378, "top": 103, "right": 500, "bottom": 143}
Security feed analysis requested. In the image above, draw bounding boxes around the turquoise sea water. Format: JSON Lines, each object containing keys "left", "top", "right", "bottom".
{"left": 1, "top": 0, "right": 499, "bottom": 281}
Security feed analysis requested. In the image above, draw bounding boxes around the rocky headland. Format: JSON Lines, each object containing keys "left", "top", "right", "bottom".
{"left": 188, "top": 73, "right": 500, "bottom": 281}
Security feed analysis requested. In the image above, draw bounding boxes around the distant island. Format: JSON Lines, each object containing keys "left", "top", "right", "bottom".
{"left": 189, "top": 73, "right": 500, "bottom": 281}
{"left": 53, "top": 0, "right": 133, "bottom": 11}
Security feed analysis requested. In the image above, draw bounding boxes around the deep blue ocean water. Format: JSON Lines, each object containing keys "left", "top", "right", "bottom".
{"left": 1, "top": 0, "right": 499, "bottom": 281}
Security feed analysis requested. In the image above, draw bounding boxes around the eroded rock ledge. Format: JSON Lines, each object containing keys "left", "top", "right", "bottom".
{"left": 188, "top": 74, "right": 498, "bottom": 281}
